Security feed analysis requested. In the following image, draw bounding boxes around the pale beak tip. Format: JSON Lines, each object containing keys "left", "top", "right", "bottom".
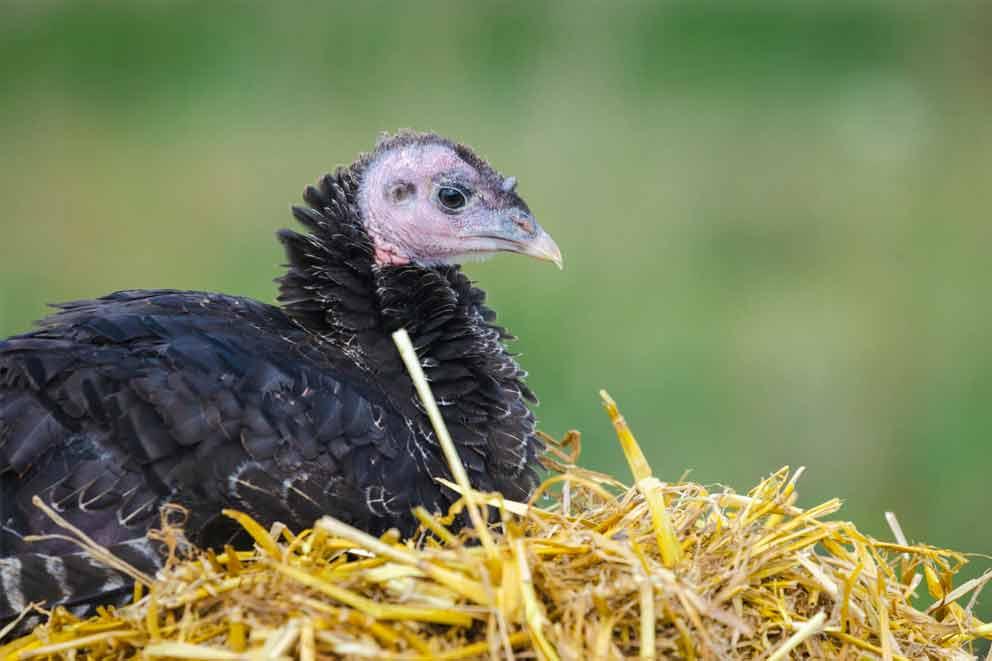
{"left": 528, "top": 229, "right": 563, "bottom": 270}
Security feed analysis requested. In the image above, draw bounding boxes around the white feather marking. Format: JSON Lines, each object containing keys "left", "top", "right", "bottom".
{"left": 120, "top": 538, "right": 161, "bottom": 568}
{"left": 44, "top": 555, "right": 70, "bottom": 602}
{"left": 0, "top": 557, "right": 26, "bottom": 612}
{"left": 92, "top": 558, "right": 126, "bottom": 593}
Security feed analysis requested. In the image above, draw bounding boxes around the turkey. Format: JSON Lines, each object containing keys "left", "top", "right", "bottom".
{"left": 0, "top": 131, "right": 561, "bottom": 626}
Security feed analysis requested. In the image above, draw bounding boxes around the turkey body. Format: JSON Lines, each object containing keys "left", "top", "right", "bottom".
{"left": 0, "top": 132, "right": 556, "bottom": 625}
{"left": 2, "top": 290, "right": 418, "bottom": 555}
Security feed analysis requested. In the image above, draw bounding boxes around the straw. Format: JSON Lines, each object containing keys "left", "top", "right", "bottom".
{"left": 2, "top": 352, "right": 990, "bottom": 659}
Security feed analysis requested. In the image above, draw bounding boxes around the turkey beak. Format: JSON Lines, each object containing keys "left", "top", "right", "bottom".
{"left": 504, "top": 210, "right": 563, "bottom": 269}
{"left": 465, "top": 209, "right": 563, "bottom": 268}
{"left": 520, "top": 226, "right": 563, "bottom": 269}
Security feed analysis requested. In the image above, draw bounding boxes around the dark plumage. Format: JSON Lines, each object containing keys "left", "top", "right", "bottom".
{"left": 0, "top": 131, "right": 561, "bottom": 626}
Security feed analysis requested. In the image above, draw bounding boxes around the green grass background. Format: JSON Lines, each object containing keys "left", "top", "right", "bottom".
{"left": 1, "top": 0, "right": 990, "bottom": 625}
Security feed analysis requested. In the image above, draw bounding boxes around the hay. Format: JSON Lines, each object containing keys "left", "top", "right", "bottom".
{"left": 2, "top": 330, "right": 989, "bottom": 660}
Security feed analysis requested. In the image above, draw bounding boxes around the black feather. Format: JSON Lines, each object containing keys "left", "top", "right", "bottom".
{"left": 0, "top": 132, "right": 544, "bottom": 630}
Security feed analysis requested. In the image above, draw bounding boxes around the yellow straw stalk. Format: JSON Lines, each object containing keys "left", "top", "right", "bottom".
{"left": 0, "top": 329, "right": 988, "bottom": 659}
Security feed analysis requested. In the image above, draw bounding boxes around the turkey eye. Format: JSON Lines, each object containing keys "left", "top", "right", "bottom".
{"left": 437, "top": 186, "right": 468, "bottom": 211}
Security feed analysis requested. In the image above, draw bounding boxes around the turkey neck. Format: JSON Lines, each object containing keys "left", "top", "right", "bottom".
{"left": 276, "top": 168, "right": 536, "bottom": 436}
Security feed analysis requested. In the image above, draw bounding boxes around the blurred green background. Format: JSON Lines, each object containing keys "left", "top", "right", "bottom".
{"left": 2, "top": 0, "right": 990, "bottom": 623}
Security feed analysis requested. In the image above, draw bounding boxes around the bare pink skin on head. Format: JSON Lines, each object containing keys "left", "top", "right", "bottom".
{"left": 359, "top": 142, "right": 474, "bottom": 266}
{"left": 357, "top": 139, "right": 562, "bottom": 269}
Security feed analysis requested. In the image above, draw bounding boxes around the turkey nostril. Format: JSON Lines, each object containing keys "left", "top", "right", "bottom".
{"left": 513, "top": 216, "right": 535, "bottom": 234}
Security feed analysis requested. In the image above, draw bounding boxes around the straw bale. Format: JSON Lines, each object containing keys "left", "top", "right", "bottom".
{"left": 1, "top": 331, "right": 988, "bottom": 660}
